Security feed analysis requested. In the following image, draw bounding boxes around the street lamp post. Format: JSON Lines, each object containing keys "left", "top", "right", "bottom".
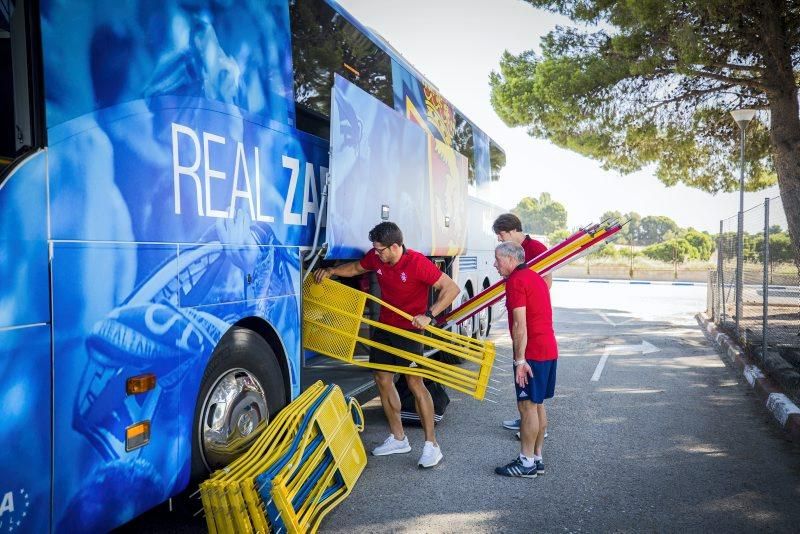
{"left": 730, "top": 108, "right": 756, "bottom": 339}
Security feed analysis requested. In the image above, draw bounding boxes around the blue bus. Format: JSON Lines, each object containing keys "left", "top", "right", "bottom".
{"left": 0, "top": 0, "right": 506, "bottom": 530}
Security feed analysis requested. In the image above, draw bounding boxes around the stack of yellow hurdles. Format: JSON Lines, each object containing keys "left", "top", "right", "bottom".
{"left": 200, "top": 380, "right": 366, "bottom": 533}
{"left": 302, "top": 277, "right": 496, "bottom": 400}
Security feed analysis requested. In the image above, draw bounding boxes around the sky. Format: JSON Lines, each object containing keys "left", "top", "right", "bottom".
{"left": 337, "top": 0, "right": 782, "bottom": 234}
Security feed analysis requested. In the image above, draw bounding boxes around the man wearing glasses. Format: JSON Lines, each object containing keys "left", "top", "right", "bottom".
{"left": 314, "top": 222, "right": 460, "bottom": 468}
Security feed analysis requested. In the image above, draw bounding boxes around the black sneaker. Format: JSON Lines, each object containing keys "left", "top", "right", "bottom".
{"left": 495, "top": 458, "right": 537, "bottom": 478}
{"left": 535, "top": 459, "right": 545, "bottom": 475}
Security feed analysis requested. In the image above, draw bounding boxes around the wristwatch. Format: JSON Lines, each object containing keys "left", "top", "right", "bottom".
{"left": 424, "top": 308, "right": 436, "bottom": 320}
{"left": 513, "top": 359, "right": 528, "bottom": 367}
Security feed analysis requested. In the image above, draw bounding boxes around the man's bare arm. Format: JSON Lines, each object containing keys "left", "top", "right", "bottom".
{"left": 429, "top": 273, "right": 460, "bottom": 316}
{"left": 313, "top": 261, "right": 368, "bottom": 283}
{"left": 511, "top": 307, "right": 528, "bottom": 361}
{"left": 410, "top": 272, "right": 460, "bottom": 328}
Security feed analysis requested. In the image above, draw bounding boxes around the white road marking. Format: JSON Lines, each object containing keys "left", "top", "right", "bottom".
{"left": 591, "top": 340, "right": 660, "bottom": 381}
{"left": 595, "top": 310, "right": 615, "bottom": 326}
{"left": 594, "top": 310, "right": 636, "bottom": 327}
{"left": 591, "top": 348, "right": 611, "bottom": 381}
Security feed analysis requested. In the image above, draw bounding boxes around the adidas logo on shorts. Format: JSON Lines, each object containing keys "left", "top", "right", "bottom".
{"left": 518, "top": 391, "right": 528, "bottom": 398}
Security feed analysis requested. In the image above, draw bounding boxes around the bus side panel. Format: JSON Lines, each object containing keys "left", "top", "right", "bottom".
{"left": 0, "top": 151, "right": 50, "bottom": 533}
{"left": 0, "top": 151, "right": 49, "bottom": 329}
{"left": 40, "top": 0, "right": 293, "bottom": 132}
{"left": 174, "top": 292, "right": 302, "bottom": 482}
{"left": 0, "top": 326, "right": 51, "bottom": 533}
{"left": 327, "top": 75, "right": 468, "bottom": 259}
{"left": 173, "top": 241, "right": 302, "bottom": 395}
{"left": 50, "top": 242, "right": 204, "bottom": 532}
{"left": 46, "top": 106, "right": 328, "bottom": 249}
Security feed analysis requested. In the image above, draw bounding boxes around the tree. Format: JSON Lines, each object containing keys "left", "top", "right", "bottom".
{"left": 511, "top": 192, "right": 568, "bottom": 235}
{"left": 643, "top": 238, "right": 697, "bottom": 263}
{"left": 490, "top": 0, "right": 800, "bottom": 267}
{"left": 548, "top": 227, "right": 572, "bottom": 245}
{"left": 598, "top": 210, "right": 642, "bottom": 244}
{"left": 683, "top": 228, "right": 715, "bottom": 261}
{"left": 638, "top": 215, "right": 679, "bottom": 246}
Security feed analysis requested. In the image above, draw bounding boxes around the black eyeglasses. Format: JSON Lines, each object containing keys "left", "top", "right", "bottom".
{"left": 374, "top": 245, "right": 390, "bottom": 254}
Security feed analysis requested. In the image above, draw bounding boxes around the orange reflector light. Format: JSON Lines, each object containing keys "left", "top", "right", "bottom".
{"left": 126, "top": 374, "right": 156, "bottom": 395}
{"left": 126, "top": 421, "right": 151, "bottom": 451}
{"left": 343, "top": 62, "right": 360, "bottom": 77}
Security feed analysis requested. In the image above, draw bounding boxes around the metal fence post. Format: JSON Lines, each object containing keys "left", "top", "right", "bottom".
{"left": 762, "top": 197, "right": 770, "bottom": 360}
{"left": 718, "top": 220, "right": 725, "bottom": 324}
{"left": 736, "top": 210, "right": 743, "bottom": 339}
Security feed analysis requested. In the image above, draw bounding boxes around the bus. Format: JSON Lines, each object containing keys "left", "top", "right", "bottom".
{"left": 0, "top": 0, "right": 506, "bottom": 530}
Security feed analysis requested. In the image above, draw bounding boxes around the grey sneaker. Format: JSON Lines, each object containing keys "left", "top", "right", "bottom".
{"left": 502, "top": 418, "right": 521, "bottom": 430}
{"left": 372, "top": 434, "right": 411, "bottom": 456}
{"left": 418, "top": 441, "right": 443, "bottom": 468}
{"left": 495, "top": 458, "right": 537, "bottom": 478}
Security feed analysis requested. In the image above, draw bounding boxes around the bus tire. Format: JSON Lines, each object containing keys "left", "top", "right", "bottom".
{"left": 476, "top": 280, "right": 492, "bottom": 339}
{"left": 476, "top": 305, "right": 491, "bottom": 340}
{"left": 190, "top": 326, "right": 286, "bottom": 481}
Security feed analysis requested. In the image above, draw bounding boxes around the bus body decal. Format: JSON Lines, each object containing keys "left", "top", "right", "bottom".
{"left": 327, "top": 75, "right": 468, "bottom": 259}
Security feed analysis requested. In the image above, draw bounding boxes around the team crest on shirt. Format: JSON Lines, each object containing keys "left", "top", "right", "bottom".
{"left": 401, "top": 272, "right": 407, "bottom": 282}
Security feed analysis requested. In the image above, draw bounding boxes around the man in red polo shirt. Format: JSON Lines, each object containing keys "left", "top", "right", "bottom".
{"left": 314, "top": 222, "right": 460, "bottom": 469}
{"left": 492, "top": 213, "right": 551, "bottom": 286}
{"left": 492, "top": 213, "right": 552, "bottom": 433}
{"left": 493, "top": 241, "right": 557, "bottom": 478}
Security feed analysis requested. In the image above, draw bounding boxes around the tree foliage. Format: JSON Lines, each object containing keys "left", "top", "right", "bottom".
{"left": 638, "top": 215, "right": 679, "bottom": 245}
{"left": 643, "top": 238, "right": 698, "bottom": 263}
{"left": 489, "top": 0, "right": 800, "bottom": 266}
{"left": 682, "top": 228, "right": 715, "bottom": 261}
{"left": 745, "top": 230, "right": 796, "bottom": 264}
{"left": 511, "top": 192, "right": 568, "bottom": 235}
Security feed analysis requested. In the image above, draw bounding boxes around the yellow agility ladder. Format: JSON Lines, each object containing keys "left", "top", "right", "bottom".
{"left": 200, "top": 381, "right": 366, "bottom": 534}
{"left": 302, "top": 277, "right": 495, "bottom": 400}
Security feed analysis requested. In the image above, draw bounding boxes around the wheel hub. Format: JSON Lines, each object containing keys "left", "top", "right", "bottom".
{"left": 200, "top": 368, "right": 268, "bottom": 471}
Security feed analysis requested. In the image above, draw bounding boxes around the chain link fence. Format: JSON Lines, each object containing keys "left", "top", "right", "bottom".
{"left": 708, "top": 196, "right": 800, "bottom": 397}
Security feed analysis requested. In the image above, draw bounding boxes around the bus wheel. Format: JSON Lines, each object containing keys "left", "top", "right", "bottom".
{"left": 456, "top": 291, "right": 475, "bottom": 339}
{"left": 191, "top": 327, "right": 286, "bottom": 478}
{"left": 476, "top": 306, "right": 491, "bottom": 340}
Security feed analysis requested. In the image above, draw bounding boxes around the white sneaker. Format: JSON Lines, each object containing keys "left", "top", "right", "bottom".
{"left": 372, "top": 434, "right": 411, "bottom": 456}
{"left": 418, "top": 441, "right": 443, "bottom": 468}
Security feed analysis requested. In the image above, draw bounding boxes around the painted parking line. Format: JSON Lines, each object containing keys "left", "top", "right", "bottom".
{"left": 591, "top": 348, "right": 611, "bottom": 381}
{"left": 590, "top": 341, "right": 660, "bottom": 382}
{"left": 554, "top": 278, "right": 705, "bottom": 286}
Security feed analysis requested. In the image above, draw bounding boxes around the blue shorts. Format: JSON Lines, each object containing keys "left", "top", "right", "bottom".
{"left": 515, "top": 359, "right": 557, "bottom": 404}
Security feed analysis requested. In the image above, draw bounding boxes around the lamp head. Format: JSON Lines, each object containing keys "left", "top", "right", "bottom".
{"left": 730, "top": 109, "right": 756, "bottom": 128}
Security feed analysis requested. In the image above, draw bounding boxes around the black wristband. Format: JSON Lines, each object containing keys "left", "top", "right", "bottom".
{"left": 424, "top": 309, "right": 436, "bottom": 320}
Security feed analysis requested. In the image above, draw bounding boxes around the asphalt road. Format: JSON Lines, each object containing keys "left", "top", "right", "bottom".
{"left": 121, "top": 281, "right": 800, "bottom": 532}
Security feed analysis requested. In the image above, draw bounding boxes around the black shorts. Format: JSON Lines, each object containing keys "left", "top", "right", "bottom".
{"left": 369, "top": 328, "right": 423, "bottom": 367}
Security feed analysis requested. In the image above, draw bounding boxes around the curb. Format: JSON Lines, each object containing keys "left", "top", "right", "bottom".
{"left": 696, "top": 312, "right": 800, "bottom": 442}
{"left": 554, "top": 278, "right": 704, "bottom": 286}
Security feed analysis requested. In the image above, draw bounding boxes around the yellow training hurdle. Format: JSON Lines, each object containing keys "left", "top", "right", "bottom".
{"left": 302, "top": 278, "right": 495, "bottom": 400}
{"left": 200, "top": 381, "right": 366, "bottom": 534}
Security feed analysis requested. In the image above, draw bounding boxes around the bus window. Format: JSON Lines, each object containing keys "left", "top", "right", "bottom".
{"left": 0, "top": 0, "right": 42, "bottom": 180}
{"left": 0, "top": 3, "right": 15, "bottom": 174}
{"left": 290, "top": 0, "right": 393, "bottom": 138}
{"left": 489, "top": 140, "right": 506, "bottom": 183}
{"left": 453, "top": 112, "right": 475, "bottom": 189}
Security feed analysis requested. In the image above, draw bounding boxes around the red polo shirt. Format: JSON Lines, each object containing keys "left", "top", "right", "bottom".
{"left": 360, "top": 248, "right": 443, "bottom": 329}
{"left": 505, "top": 267, "right": 558, "bottom": 361}
{"left": 522, "top": 235, "right": 547, "bottom": 262}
